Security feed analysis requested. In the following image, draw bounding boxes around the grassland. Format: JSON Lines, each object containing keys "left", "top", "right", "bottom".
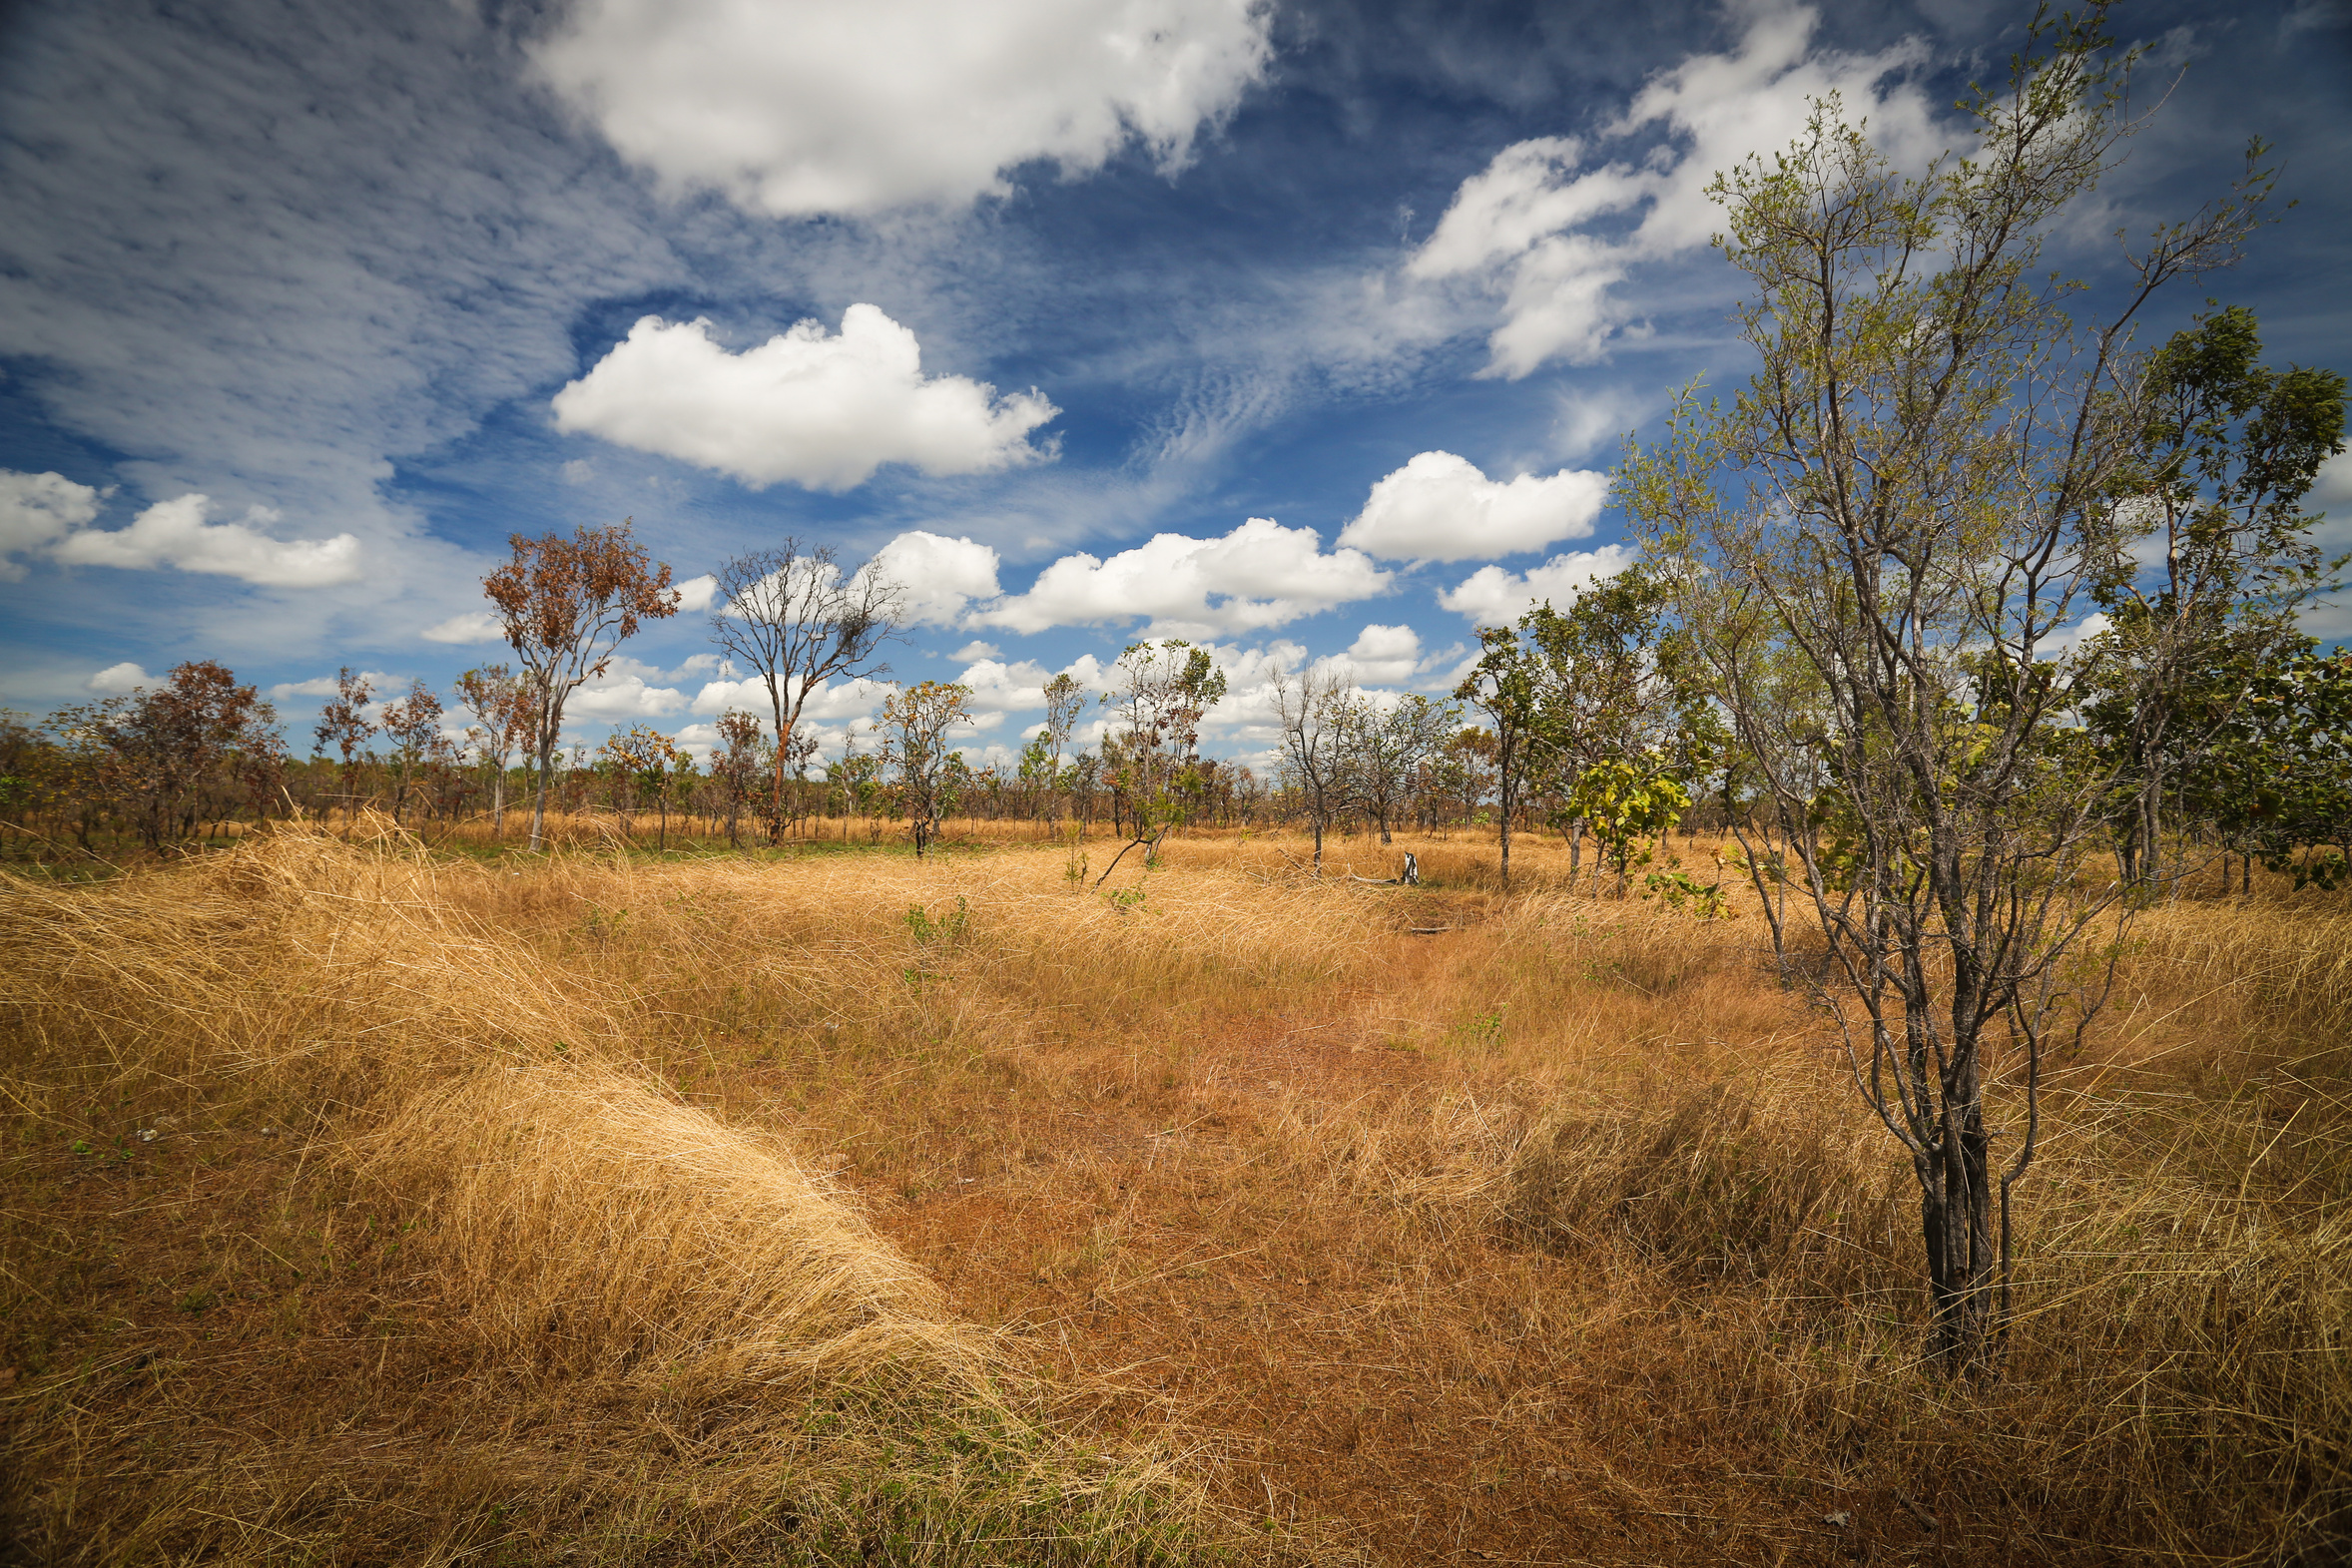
{"left": 2, "top": 818, "right": 2348, "bottom": 1565}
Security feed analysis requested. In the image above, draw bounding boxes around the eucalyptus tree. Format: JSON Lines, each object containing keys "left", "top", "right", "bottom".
{"left": 1621, "top": 7, "right": 2279, "bottom": 1370}
{"left": 1337, "top": 693, "right": 1461, "bottom": 846}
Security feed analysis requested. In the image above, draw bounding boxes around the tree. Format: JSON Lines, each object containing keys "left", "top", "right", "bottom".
{"left": 378, "top": 679, "right": 448, "bottom": 826}
{"left": 709, "top": 541, "right": 901, "bottom": 843}
{"left": 455, "top": 665, "right": 532, "bottom": 840}
{"left": 1519, "top": 566, "right": 1721, "bottom": 887}
{"left": 712, "top": 709, "right": 767, "bottom": 849}
{"left": 1336, "top": 692, "right": 1460, "bottom": 848}
{"left": 2085, "top": 304, "right": 2347, "bottom": 887}
{"left": 313, "top": 667, "right": 377, "bottom": 814}
{"left": 483, "top": 518, "right": 680, "bottom": 852}
{"left": 1268, "top": 662, "right": 1353, "bottom": 872}
{"left": 54, "top": 662, "right": 284, "bottom": 849}
{"left": 1620, "top": 10, "right": 2279, "bottom": 1370}
{"left": 1454, "top": 627, "right": 1538, "bottom": 884}
{"left": 1096, "top": 641, "right": 1226, "bottom": 885}
{"left": 877, "top": 682, "right": 971, "bottom": 857}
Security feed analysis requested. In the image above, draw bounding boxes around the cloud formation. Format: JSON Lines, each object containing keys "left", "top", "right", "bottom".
{"left": 552, "top": 307, "right": 1059, "bottom": 491}
{"left": 0, "top": 470, "right": 104, "bottom": 580}
{"left": 35, "top": 489, "right": 363, "bottom": 587}
{"left": 865, "top": 531, "right": 1003, "bottom": 627}
{"left": 86, "top": 662, "right": 151, "bottom": 695}
{"left": 422, "top": 611, "right": 505, "bottom": 644}
{"left": 1438, "top": 544, "right": 1636, "bottom": 625}
{"left": 1340, "top": 450, "right": 1607, "bottom": 562}
{"left": 530, "top": 0, "right": 1274, "bottom": 217}
{"left": 974, "top": 518, "right": 1391, "bottom": 637}
{"left": 1409, "top": 3, "right": 1939, "bottom": 375}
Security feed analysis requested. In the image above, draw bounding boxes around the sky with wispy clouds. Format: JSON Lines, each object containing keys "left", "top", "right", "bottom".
{"left": 3, "top": 0, "right": 2348, "bottom": 769}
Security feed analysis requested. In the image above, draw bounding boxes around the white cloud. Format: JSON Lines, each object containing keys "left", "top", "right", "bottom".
{"left": 269, "top": 675, "right": 342, "bottom": 699}
{"left": 552, "top": 307, "right": 1058, "bottom": 492}
{"left": 50, "top": 493, "right": 363, "bottom": 587}
{"left": 1438, "top": 544, "right": 1637, "bottom": 625}
{"left": 865, "top": 530, "right": 1003, "bottom": 626}
{"left": 422, "top": 610, "right": 505, "bottom": 644}
{"left": 953, "top": 658, "right": 1056, "bottom": 715}
{"left": 566, "top": 674, "right": 688, "bottom": 722}
{"left": 1, "top": 469, "right": 103, "bottom": 580}
{"left": 1322, "top": 623, "right": 1423, "bottom": 685}
{"left": 1408, "top": 3, "right": 1940, "bottom": 376}
{"left": 1340, "top": 450, "right": 1608, "bottom": 563}
{"left": 86, "top": 661, "right": 150, "bottom": 695}
{"left": 690, "top": 673, "right": 896, "bottom": 724}
{"left": 674, "top": 572, "right": 718, "bottom": 614}
{"left": 529, "top": 0, "right": 1274, "bottom": 218}
{"left": 950, "top": 640, "right": 1001, "bottom": 662}
{"left": 974, "top": 517, "right": 1391, "bottom": 637}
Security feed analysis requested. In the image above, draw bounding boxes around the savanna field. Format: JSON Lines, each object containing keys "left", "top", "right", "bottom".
{"left": 4, "top": 819, "right": 2349, "bottom": 1566}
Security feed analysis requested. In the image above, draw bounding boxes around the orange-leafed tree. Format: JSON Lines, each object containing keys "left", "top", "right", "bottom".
{"left": 483, "top": 518, "right": 680, "bottom": 850}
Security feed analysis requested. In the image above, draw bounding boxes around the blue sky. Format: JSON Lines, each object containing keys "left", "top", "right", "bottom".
{"left": 3, "top": 0, "right": 2348, "bottom": 769}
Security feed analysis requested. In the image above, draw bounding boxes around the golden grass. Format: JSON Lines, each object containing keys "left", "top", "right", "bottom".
{"left": 5, "top": 818, "right": 2351, "bottom": 1563}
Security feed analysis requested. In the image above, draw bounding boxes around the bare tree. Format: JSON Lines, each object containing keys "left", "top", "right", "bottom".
{"left": 1268, "top": 662, "right": 1353, "bottom": 873}
{"left": 709, "top": 541, "right": 902, "bottom": 843}
{"left": 483, "top": 518, "right": 680, "bottom": 852}
{"left": 1623, "top": 10, "right": 2276, "bottom": 1370}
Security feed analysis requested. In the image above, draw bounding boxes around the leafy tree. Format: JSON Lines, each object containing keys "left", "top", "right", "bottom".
{"left": 378, "top": 679, "right": 448, "bottom": 826}
{"left": 711, "top": 709, "right": 768, "bottom": 849}
{"left": 709, "top": 540, "right": 901, "bottom": 843}
{"left": 313, "top": 667, "right": 377, "bottom": 812}
{"left": 1454, "top": 627, "right": 1538, "bottom": 883}
{"left": 52, "top": 662, "right": 285, "bottom": 849}
{"left": 878, "top": 682, "right": 971, "bottom": 858}
{"left": 2085, "top": 304, "right": 2347, "bottom": 885}
{"left": 1095, "top": 641, "right": 1225, "bottom": 883}
{"left": 483, "top": 518, "right": 680, "bottom": 851}
{"left": 1621, "top": 9, "right": 2279, "bottom": 1371}
{"left": 1338, "top": 693, "right": 1461, "bottom": 845}
{"left": 455, "top": 664, "right": 533, "bottom": 840}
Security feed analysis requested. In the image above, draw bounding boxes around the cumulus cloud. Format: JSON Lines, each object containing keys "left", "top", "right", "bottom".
{"left": 1, "top": 469, "right": 104, "bottom": 579}
{"left": 552, "top": 307, "right": 1058, "bottom": 492}
{"left": 86, "top": 662, "right": 151, "bottom": 695}
{"left": 865, "top": 531, "right": 1003, "bottom": 626}
{"left": 422, "top": 610, "right": 505, "bottom": 644}
{"left": 3, "top": 470, "right": 360, "bottom": 588}
{"left": 50, "top": 493, "right": 362, "bottom": 586}
{"left": 674, "top": 573, "right": 718, "bottom": 614}
{"left": 1340, "top": 450, "right": 1608, "bottom": 563}
{"left": 566, "top": 674, "right": 689, "bottom": 722}
{"left": 1439, "top": 544, "right": 1637, "bottom": 625}
{"left": 951, "top": 640, "right": 1001, "bottom": 662}
{"left": 974, "top": 518, "right": 1391, "bottom": 637}
{"left": 1409, "top": 3, "right": 1940, "bottom": 375}
{"left": 1321, "top": 623, "right": 1424, "bottom": 685}
{"left": 690, "top": 673, "right": 895, "bottom": 724}
{"left": 530, "top": 0, "right": 1274, "bottom": 217}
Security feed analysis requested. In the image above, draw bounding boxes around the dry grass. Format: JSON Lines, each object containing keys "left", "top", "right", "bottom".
{"left": 4, "top": 819, "right": 2350, "bottom": 1564}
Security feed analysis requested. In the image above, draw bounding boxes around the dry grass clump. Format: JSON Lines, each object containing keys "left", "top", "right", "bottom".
{"left": 1506, "top": 1063, "right": 1910, "bottom": 1297}
{"left": 0, "top": 822, "right": 1256, "bottom": 1565}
